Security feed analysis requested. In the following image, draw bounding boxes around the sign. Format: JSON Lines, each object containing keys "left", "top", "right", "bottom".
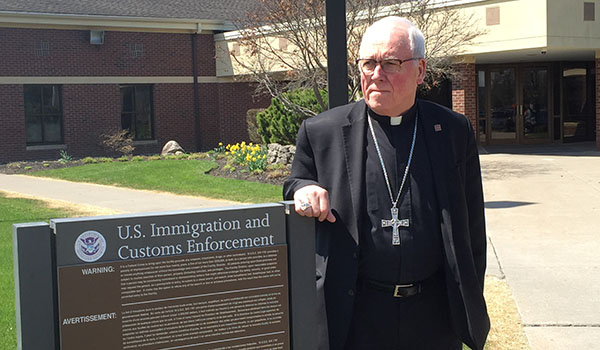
{"left": 51, "top": 204, "right": 290, "bottom": 350}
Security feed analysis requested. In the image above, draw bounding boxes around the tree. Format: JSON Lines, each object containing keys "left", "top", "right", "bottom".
{"left": 228, "top": 0, "right": 485, "bottom": 116}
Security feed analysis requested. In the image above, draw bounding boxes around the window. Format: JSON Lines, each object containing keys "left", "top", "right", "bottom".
{"left": 34, "top": 40, "right": 49, "bottom": 57}
{"left": 584, "top": 2, "right": 595, "bottom": 21}
{"left": 486, "top": 7, "right": 500, "bottom": 26}
{"left": 128, "top": 43, "right": 144, "bottom": 58}
{"left": 24, "top": 85, "right": 63, "bottom": 145}
{"left": 121, "top": 85, "right": 154, "bottom": 140}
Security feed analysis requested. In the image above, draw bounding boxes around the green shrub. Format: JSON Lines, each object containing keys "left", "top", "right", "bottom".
{"left": 247, "top": 109, "right": 265, "bottom": 144}
{"left": 223, "top": 164, "right": 236, "bottom": 173}
{"left": 131, "top": 156, "right": 145, "bottom": 162}
{"left": 257, "top": 88, "right": 328, "bottom": 145}
{"left": 99, "top": 129, "right": 135, "bottom": 156}
{"left": 98, "top": 157, "right": 114, "bottom": 163}
{"left": 82, "top": 157, "right": 99, "bottom": 164}
{"left": 59, "top": 150, "right": 73, "bottom": 163}
{"left": 187, "top": 153, "right": 206, "bottom": 160}
{"left": 164, "top": 154, "right": 188, "bottom": 160}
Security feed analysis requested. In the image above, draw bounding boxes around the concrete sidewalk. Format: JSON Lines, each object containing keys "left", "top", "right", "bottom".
{"left": 0, "top": 174, "right": 239, "bottom": 214}
{"left": 480, "top": 144, "right": 600, "bottom": 349}
{"left": 1, "top": 144, "right": 599, "bottom": 349}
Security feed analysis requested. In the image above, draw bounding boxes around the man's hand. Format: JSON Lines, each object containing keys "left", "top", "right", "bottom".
{"left": 294, "top": 185, "right": 336, "bottom": 223}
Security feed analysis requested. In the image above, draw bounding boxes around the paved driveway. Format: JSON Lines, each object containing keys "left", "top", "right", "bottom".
{"left": 481, "top": 143, "right": 600, "bottom": 349}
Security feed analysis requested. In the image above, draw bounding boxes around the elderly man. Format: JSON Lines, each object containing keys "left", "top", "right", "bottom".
{"left": 283, "top": 16, "right": 489, "bottom": 350}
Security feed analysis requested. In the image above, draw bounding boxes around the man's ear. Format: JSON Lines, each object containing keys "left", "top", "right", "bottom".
{"left": 417, "top": 59, "right": 427, "bottom": 84}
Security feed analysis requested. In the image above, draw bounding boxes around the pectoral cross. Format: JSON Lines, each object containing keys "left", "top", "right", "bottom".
{"left": 381, "top": 207, "right": 409, "bottom": 246}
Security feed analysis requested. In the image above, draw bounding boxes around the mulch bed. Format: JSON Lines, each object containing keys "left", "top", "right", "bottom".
{"left": 206, "top": 157, "right": 288, "bottom": 186}
{"left": 0, "top": 160, "right": 84, "bottom": 175}
{"left": 0, "top": 157, "right": 289, "bottom": 186}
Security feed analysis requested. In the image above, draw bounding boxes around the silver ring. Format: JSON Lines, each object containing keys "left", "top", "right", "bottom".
{"left": 299, "top": 199, "right": 311, "bottom": 211}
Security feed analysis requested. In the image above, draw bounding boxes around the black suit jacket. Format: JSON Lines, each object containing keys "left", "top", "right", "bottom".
{"left": 283, "top": 99, "right": 490, "bottom": 350}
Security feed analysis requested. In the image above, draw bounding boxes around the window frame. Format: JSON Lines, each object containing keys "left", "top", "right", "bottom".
{"left": 120, "top": 85, "right": 155, "bottom": 141}
{"left": 24, "top": 84, "right": 64, "bottom": 145}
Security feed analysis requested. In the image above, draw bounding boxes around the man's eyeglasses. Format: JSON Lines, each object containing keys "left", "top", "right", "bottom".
{"left": 356, "top": 57, "right": 421, "bottom": 75}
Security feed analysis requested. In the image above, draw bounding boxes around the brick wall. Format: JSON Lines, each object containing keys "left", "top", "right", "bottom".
{"left": 215, "top": 83, "right": 270, "bottom": 147}
{"left": 0, "top": 28, "right": 215, "bottom": 77}
{"left": 154, "top": 84, "right": 197, "bottom": 152}
{"left": 62, "top": 85, "right": 121, "bottom": 158}
{"left": 0, "top": 26, "right": 271, "bottom": 163}
{"left": 195, "top": 83, "right": 270, "bottom": 150}
{"left": 0, "top": 82, "right": 269, "bottom": 163}
{"left": 451, "top": 63, "right": 478, "bottom": 136}
{"left": 0, "top": 85, "right": 26, "bottom": 159}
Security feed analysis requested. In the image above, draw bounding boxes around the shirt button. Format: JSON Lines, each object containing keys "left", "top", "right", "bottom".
{"left": 348, "top": 289, "right": 355, "bottom": 296}
{"left": 353, "top": 252, "right": 358, "bottom": 259}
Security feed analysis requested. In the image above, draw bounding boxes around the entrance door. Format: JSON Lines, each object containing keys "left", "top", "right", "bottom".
{"left": 482, "top": 66, "right": 550, "bottom": 144}
{"left": 562, "top": 65, "right": 596, "bottom": 142}
{"left": 489, "top": 67, "right": 517, "bottom": 143}
{"left": 521, "top": 67, "right": 550, "bottom": 142}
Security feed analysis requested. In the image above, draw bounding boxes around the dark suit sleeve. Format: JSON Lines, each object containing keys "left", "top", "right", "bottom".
{"left": 283, "top": 120, "right": 321, "bottom": 200}
{"left": 464, "top": 121, "right": 487, "bottom": 289}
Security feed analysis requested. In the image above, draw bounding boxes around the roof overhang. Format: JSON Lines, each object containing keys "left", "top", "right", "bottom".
{"left": 471, "top": 48, "right": 596, "bottom": 64}
{"left": 0, "top": 11, "right": 235, "bottom": 33}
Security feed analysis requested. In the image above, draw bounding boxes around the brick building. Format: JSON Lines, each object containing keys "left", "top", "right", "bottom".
{"left": 442, "top": 0, "right": 600, "bottom": 148}
{"left": 3, "top": 0, "right": 600, "bottom": 164}
{"left": 217, "top": 0, "right": 600, "bottom": 149}
{"left": 0, "top": 0, "right": 269, "bottom": 163}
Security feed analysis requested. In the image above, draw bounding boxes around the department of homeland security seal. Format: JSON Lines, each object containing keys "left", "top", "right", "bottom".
{"left": 75, "top": 231, "right": 106, "bottom": 262}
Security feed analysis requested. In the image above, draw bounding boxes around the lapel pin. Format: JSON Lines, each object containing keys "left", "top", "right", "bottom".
{"left": 434, "top": 124, "right": 442, "bottom": 132}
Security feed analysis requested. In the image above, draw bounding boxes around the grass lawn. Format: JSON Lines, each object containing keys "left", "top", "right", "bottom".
{"left": 2, "top": 158, "right": 528, "bottom": 349}
{"left": 30, "top": 159, "right": 283, "bottom": 204}
{"left": 0, "top": 193, "right": 90, "bottom": 350}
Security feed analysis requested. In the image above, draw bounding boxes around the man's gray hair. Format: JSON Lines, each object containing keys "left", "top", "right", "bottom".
{"left": 361, "top": 16, "right": 426, "bottom": 58}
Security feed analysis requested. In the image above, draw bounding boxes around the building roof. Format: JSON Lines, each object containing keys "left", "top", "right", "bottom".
{"left": 0, "top": 0, "right": 260, "bottom": 21}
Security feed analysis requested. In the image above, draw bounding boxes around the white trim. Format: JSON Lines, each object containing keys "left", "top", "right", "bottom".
{"left": 0, "top": 76, "right": 237, "bottom": 84}
{"left": 26, "top": 144, "right": 67, "bottom": 151}
{"left": 215, "top": 0, "right": 495, "bottom": 41}
{"left": 0, "top": 11, "right": 234, "bottom": 33}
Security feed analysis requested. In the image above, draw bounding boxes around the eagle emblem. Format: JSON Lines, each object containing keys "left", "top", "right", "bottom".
{"left": 74, "top": 231, "right": 106, "bottom": 263}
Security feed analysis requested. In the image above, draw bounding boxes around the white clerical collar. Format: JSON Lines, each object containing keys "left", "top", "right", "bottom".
{"left": 390, "top": 116, "right": 403, "bottom": 126}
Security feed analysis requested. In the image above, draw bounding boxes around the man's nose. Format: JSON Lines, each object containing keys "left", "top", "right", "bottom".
{"left": 371, "top": 63, "right": 385, "bottom": 79}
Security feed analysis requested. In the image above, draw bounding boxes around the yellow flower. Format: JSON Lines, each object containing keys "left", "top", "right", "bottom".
{"left": 252, "top": 157, "right": 257, "bottom": 162}
{"left": 218, "top": 142, "right": 223, "bottom": 146}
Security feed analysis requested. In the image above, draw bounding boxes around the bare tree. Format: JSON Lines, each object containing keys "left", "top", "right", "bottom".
{"left": 392, "top": 0, "right": 487, "bottom": 91}
{"left": 229, "top": 0, "right": 485, "bottom": 116}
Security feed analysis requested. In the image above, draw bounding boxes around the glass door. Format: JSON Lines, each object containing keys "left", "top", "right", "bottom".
{"left": 479, "top": 65, "right": 552, "bottom": 144}
{"left": 489, "top": 68, "right": 517, "bottom": 142}
{"left": 521, "top": 67, "right": 550, "bottom": 142}
{"left": 562, "top": 65, "right": 596, "bottom": 142}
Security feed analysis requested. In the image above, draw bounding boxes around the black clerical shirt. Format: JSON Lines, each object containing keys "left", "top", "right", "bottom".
{"left": 359, "top": 104, "right": 443, "bottom": 284}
